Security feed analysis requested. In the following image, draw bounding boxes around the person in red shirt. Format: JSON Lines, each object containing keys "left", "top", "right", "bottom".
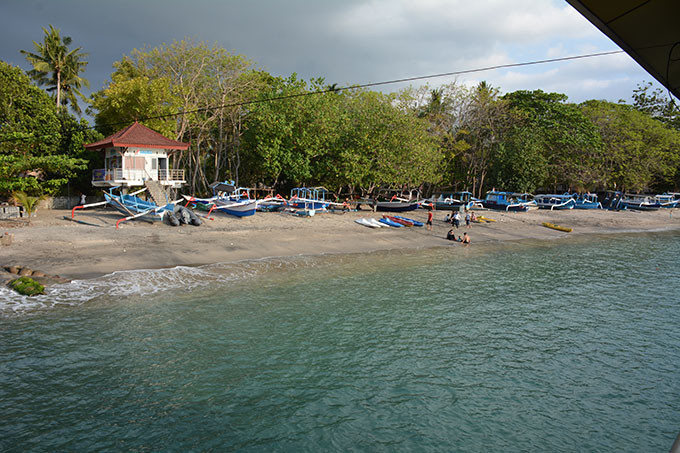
{"left": 426, "top": 210, "right": 433, "bottom": 230}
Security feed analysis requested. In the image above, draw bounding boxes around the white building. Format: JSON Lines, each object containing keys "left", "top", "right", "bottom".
{"left": 86, "top": 122, "right": 189, "bottom": 189}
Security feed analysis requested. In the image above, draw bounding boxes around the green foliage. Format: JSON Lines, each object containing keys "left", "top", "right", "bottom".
{"left": 0, "top": 62, "right": 61, "bottom": 155}
{"left": 0, "top": 61, "right": 92, "bottom": 197}
{"left": 10, "top": 191, "right": 45, "bottom": 221}
{"left": 241, "top": 76, "right": 441, "bottom": 195}
{"left": 581, "top": 100, "right": 680, "bottom": 192}
{"left": 455, "top": 82, "right": 515, "bottom": 197}
{"left": 90, "top": 68, "right": 178, "bottom": 137}
{"left": 8, "top": 277, "right": 45, "bottom": 296}
{"left": 503, "top": 89, "right": 604, "bottom": 191}
{"left": 21, "top": 25, "right": 89, "bottom": 115}
{"left": 632, "top": 82, "right": 680, "bottom": 131}
{"left": 493, "top": 128, "right": 548, "bottom": 193}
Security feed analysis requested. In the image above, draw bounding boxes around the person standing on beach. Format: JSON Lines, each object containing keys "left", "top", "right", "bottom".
{"left": 453, "top": 211, "right": 461, "bottom": 229}
{"left": 426, "top": 210, "right": 433, "bottom": 231}
{"left": 465, "top": 211, "right": 471, "bottom": 228}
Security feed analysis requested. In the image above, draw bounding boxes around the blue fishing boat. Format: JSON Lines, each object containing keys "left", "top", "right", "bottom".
{"left": 570, "top": 193, "right": 602, "bottom": 209}
{"left": 620, "top": 193, "right": 661, "bottom": 211}
{"left": 426, "top": 191, "right": 474, "bottom": 210}
{"left": 534, "top": 194, "right": 575, "bottom": 210}
{"left": 182, "top": 181, "right": 257, "bottom": 217}
{"left": 104, "top": 190, "right": 181, "bottom": 226}
{"left": 288, "top": 187, "right": 329, "bottom": 210}
{"left": 655, "top": 193, "right": 680, "bottom": 208}
{"left": 482, "top": 191, "right": 536, "bottom": 212}
{"left": 602, "top": 191, "right": 625, "bottom": 210}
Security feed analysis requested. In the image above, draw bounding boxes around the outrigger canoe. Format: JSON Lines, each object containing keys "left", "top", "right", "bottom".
{"left": 542, "top": 222, "right": 572, "bottom": 233}
{"left": 355, "top": 218, "right": 380, "bottom": 228}
{"left": 394, "top": 215, "right": 424, "bottom": 227}
{"left": 379, "top": 217, "right": 403, "bottom": 227}
{"left": 385, "top": 215, "right": 413, "bottom": 227}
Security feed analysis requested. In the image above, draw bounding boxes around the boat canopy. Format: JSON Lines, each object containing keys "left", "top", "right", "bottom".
{"left": 210, "top": 181, "right": 236, "bottom": 194}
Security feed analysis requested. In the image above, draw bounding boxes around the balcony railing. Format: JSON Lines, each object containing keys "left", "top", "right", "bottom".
{"left": 92, "top": 168, "right": 185, "bottom": 183}
{"left": 158, "top": 169, "right": 185, "bottom": 181}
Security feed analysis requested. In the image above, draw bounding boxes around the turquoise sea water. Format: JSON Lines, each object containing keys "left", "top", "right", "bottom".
{"left": 1, "top": 232, "right": 679, "bottom": 451}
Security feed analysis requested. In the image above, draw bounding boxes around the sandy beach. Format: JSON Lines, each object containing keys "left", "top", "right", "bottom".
{"left": 1, "top": 206, "right": 679, "bottom": 280}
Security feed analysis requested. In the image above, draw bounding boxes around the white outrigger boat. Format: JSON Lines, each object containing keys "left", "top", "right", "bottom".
{"left": 655, "top": 193, "right": 680, "bottom": 208}
{"left": 534, "top": 194, "right": 576, "bottom": 210}
{"left": 620, "top": 193, "right": 662, "bottom": 211}
{"left": 183, "top": 181, "right": 258, "bottom": 217}
{"left": 72, "top": 187, "right": 200, "bottom": 229}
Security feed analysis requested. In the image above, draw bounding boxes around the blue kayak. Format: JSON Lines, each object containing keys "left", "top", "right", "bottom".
{"left": 394, "top": 215, "right": 424, "bottom": 227}
{"left": 379, "top": 217, "right": 403, "bottom": 227}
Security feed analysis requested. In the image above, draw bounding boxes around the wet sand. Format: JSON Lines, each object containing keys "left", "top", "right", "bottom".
{"left": 1, "top": 207, "right": 678, "bottom": 280}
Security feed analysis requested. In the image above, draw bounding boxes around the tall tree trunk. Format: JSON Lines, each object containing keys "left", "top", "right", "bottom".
{"left": 56, "top": 69, "right": 61, "bottom": 108}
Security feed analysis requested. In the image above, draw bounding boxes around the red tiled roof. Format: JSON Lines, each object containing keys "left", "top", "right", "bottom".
{"left": 84, "top": 122, "right": 190, "bottom": 151}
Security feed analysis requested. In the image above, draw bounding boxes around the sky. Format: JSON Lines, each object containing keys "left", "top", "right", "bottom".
{"left": 0, "top": 0, "right": 660, "bottom": 111}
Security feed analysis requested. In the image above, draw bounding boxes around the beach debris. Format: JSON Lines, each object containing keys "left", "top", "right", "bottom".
{"left": 1, "top": 232, "right": 13, "bottom": 246}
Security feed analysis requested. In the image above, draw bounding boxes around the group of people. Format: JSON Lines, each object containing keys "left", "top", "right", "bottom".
{"left": 446, "top": 229, "right": 471, "bottom": 244}
{"left": 444, "top": 209, "right": 474, "bottom": 244}
{"left": 444, "top": 210, "right": 475, "bottom": 228}
{"left": 425, "top": 207, "right": 473, "bottom": 245}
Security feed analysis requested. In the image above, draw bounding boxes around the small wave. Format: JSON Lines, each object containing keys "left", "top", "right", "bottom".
{"left": 0, "top": 255, "right": 346, "bottom": 316}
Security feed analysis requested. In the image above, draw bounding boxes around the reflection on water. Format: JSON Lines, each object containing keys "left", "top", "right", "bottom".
{"left": 1, "top": 232, "right": 679, "bottom": 451}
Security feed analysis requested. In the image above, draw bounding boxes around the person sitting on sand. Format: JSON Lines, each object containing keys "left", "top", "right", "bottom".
{"left": 446, "top": 228, "right": 456, "bottom": 241}
{"left": 461, "top": 232, "right": 470, "bottom": 245}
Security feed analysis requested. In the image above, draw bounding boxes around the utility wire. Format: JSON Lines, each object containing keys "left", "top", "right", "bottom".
{"left": 1, "top": 48, "right": 628, "bottom": 139}
{"left": 104, "top": 49, "right": 627, "bottom": 128}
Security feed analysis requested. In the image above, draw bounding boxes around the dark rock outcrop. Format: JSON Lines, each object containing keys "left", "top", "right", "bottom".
{"left": 3, "top": 265, "right": 70, "bottom": 295}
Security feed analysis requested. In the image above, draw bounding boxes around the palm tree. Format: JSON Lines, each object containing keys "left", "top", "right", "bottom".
{"left": 21, "top": 25, "right": 89, "bottom": 115}
{"left": 11, "top": 191, "right": 45, "bottom": 225}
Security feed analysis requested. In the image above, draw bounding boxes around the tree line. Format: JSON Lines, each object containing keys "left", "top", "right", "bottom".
{"left": 2, "top": 27, "right": 680, "bottom": 199}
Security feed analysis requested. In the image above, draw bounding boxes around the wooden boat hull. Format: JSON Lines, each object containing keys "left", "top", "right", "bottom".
{"left": 213, "top": 200, "right": 257, "bottom": 217}
{"left": 535, "top": 198, "right": 575, "bottom": 210}
{"left": 482, "top": 200, "right": 529, "bottom": 212}
{"left": 104, "top": 192, "right": 170, "bottom": 222}
{"left": 288, "top": 200, "right": 327, "bottom": 210}
{"left": 621, "top": 202, "right": 661, "bottom": 211}
{"left": 375, "top": 201, "right": 419, "bottom": 212}
{"left": 574, "top": 201, "right": 601, "bottom": 209}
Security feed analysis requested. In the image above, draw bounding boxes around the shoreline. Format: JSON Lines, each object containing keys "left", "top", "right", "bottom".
{"left": 1, "top": 207, "right": 679, "bottom": 281}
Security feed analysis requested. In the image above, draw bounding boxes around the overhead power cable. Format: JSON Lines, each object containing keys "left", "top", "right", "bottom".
{"left": 1, "top": 48, "right": 629, "bottom": 139}
{"left": 117, "top": 49, "right": 626, "bottom": 128}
